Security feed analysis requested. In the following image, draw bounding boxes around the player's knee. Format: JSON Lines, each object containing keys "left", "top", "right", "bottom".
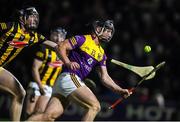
{"left": 45, "top": 113, "right": 56, "bottom": 121}
{"left": 35, "top": 108, "right": 44, "bottom": 114}
{"left": 94, "top": 103, "right": 101, "bottom": 113}
{"left": 18, "top": 88, "right": 26, "bottom": 101}
{"left": 26, "top": 108, "right": 33, "bottom": 116}
{"left": 45, "top": 111, "right": 63, "bottom": 121}
{"left": 14, "top": 88, "right": 26, "bottom": 103}
{"left": 90, "top": 101, "right": 101, "bottom": 113}
{"left": 21, "top": 88, "right": 26, "bottom": 97}
{"left": 44, "top": 108, "right": 64, "bottom": 120}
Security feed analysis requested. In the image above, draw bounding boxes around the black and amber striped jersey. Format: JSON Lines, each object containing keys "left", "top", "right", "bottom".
{"left": 0, "top": 22, "right": 46, "bottom": 67}
{"left": 34, "top": 44, "right": 63, "bottom": 86}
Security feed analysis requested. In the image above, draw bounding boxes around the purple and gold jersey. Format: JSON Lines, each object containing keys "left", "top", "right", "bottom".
{"left": 64, "top": 34, "right": 107, "bottom": 80}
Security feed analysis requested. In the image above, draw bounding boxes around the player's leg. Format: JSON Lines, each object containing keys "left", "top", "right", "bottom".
{"left": 34, "top": 96, "right": 50, "bottom": 113}
{"left": 53, "top": 73, "right": 101, "bottom": 121}
{"left": 23, "top": 87, "right": 39, "bottom": 119}
{"left": 34, "top": 85, "right": 52, "bottom": 113}
{"left": 27, "top": 95, "right": 65, "bottom": 121}
{"left": 0, "top": 67, "right": 26, "bottom": 121}
{"left": 68, "top": 86, "right": 101, "bottom": 121}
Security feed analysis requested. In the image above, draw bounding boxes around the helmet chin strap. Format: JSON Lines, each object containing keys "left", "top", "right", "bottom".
{"left": 19, "top": 16, "right": 29, "bottom": 30}
{"left": 19, "top": 19, "right": 25, "bottom": 27}
{"left": 95, "top": 27, "right": 110, "bottom": 42}
{"left": 95, "top": 26, "right": 105, "bottom": 40}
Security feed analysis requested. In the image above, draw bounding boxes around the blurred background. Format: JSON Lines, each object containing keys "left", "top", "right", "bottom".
{"left": 0, "top": 0, "right": 180, "bottom": 121}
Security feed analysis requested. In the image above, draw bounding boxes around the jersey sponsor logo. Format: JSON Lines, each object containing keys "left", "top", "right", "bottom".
{"left": 80, "top": 62, "right": 92, "bottom": 72}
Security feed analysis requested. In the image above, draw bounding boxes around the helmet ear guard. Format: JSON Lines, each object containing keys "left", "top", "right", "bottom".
{"left": 18, "top": 9, "right": 24, "bottom": 16}
{"left": 93, "top": 20, "right": 104, "bottom": 36}
{"left": 93, "top": 19, "right": 115, "bottom": 42}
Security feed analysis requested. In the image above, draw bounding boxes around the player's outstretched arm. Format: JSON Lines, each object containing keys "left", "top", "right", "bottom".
{"left": 97, "top": 66, "right": 131, "bottom": 98}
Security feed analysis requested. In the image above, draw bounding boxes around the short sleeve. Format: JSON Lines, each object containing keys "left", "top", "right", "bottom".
{"left": 38, "top": 34, "right": 47, "bottom": 43}
{"left": 68, "top": 35, "right": 86, "bottom": 49}
{"left": 34, "top": 45, "right": 46, "bottom": 61}
{"left": 98, "top": 54, "right": 107, "bottom": 66}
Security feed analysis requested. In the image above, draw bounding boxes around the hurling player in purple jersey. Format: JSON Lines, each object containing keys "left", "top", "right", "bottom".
{"left": 27, "top": 19, "right": 132, "bottom": 121}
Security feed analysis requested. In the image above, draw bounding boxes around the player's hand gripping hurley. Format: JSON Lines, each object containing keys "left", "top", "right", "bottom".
{"left": 109, "top": 61, "right": 166, "bottom": 109}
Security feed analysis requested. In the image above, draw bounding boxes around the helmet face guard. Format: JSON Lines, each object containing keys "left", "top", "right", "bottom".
{"left": 93, "top": 20, "right": 115, "bottom": 42}
{"left": 20, "top": 7, "right": 39, "bottom": 31}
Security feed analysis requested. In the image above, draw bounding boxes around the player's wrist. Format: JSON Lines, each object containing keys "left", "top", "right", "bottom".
{"left": 37, "top": 82, "right": 43, "bottom": 88}
{"left": 113, "top": 86, "right": 123, "bottom": 94}
{"left": 64, "top": 61, "right": 71, "bottom": 66}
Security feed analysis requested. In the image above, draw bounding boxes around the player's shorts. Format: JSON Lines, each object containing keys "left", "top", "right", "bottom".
{"left": 28, "top": 82, "right": 52, "bottom": 97}
{"left": 53, "top": 72, "right": 85, "bottom": 97}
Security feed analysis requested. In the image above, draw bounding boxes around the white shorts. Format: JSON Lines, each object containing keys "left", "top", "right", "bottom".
{"left": 28, "top": 82, "right": 52, "bottom": 97}
{"left": 53, "top": 72, "right": 85, "bottom": 97}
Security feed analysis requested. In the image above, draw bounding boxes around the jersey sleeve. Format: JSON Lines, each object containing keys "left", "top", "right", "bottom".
{"left": 97, "top": 54, "right": 107, "bottom": 66}
{"left": 37, "top": 34, "right": 47, "bottom": 43}
{"left": 68, "top": 35, "right": 86, "bottom": 49}
{"left": 0, "top": 22, "right": 13, "bottom": 32}
{"left": 34, "top": 45, "right": 46, "bottom": 61}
